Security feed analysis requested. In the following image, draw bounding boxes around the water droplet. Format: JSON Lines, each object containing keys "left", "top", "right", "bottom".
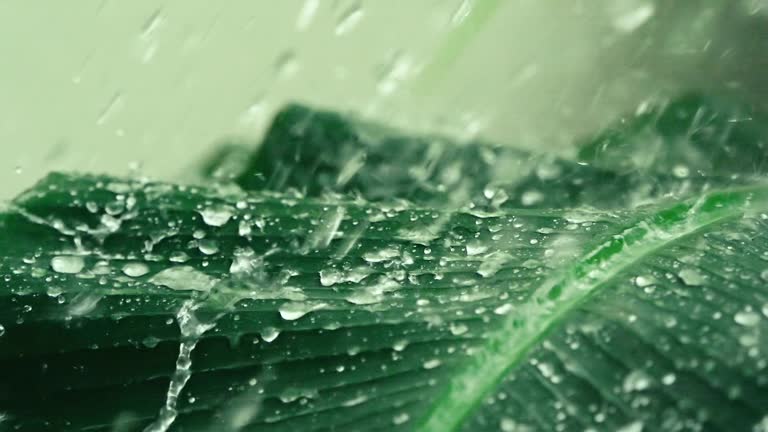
{"left": 477, "top": 252, "right": 512, "bottom": 278}
{"left": 623, "top": 369, "right": 652, "bottom": 392}
{"left": 296, "top": 0, "right": 320, "bottom": 30}
{"left": 450, "top": 322, "right": 468, "bottom": 335}
{"left": 672, "top": 164, "right": 689, "bottom": 178}
{"left": 274, "top": 51, "right": 299, "bottom": 79}
{"left": 169, "top": 251, "right": 190, "bottom": 263}
{"left": 611, "top": 1, "right": 655, "bottom": 33}
{"left": 14, "top": 165, "right": 22, "bottom": 175}
{"left": 678, "top": 268, "right": 705, "bottom": 286}
{"left": 260, "top": 327, "right": 280, "bottom": 343}
{"left": 68, "top": 293, "right": 103, "bottom": 317}
{"left": 634, "top": 275, "right": 654, "bottom": 287}
{"left": 122, "top": 262, "right": 150, "bottom": 278}
{"left": 753, "top": 415, "right": 768, "bottom": 432}
{"left": 450, "top": 0, "right": 473, "bottom": 26}
{"left": 734, "top": 308, "right": 761, "bottom": 327}
{"left": 661, "top": 373, "right": 676, "bottom": 385}
{"left": 341, "top": 395, "right": 368, "bottom": 407}
{"left": 392, "top": 413, "right": 410, "bottom": 425}
{"left": 51, "top": 256, "right": 85, "bottom": 274}
{"left": 521, "top": 190, "right": 544, "bottom": 206}
{"left": 97, "top": 93, "right": 124, "bottom": 125}
{"left": 278, "top": 302, "right": 327, "bottom": 321}
{"left": 46, "top": 285, "right": 63, "bottom": 298}
{"left": 335, "top": 2, "right": 363, "bottom": 35}
{"left": 199, "top": 205, "right": 234, "bottom": 227}
{"left": 149, "top": 266, "right": 218, "bottom": 292}
{"left": 617, "top": 421, "right": 645, "bottom": 432}
{"left": 320, "top": 266, "right": 371, "bottom": 287}
{"left": 392, "top": 340, "right": 408, "bottom": 351}
{"left": 762, "top": 303, "right": 768, "bottom": 318}
{"left": 375, "top": 51, "right": 414, "bottom": 96}
{"left": 494, "top": 303, "right": 512, "bottom": 315}
{"left": 0, "top": 324, "right": 5, "bottom": 337}
{"left": 278, "top": 387, "right": 318, "bottom": 403}
{"left": 363, "top": 247, "right": 400, "bottom": 263}
{"left": 466, "top": 241, "right": 488, "bottom": 256}
{"left": 760, "top": 269, "right": 768, "bottom": 282}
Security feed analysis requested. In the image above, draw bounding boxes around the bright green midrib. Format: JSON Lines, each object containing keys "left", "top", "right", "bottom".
{"left": 415, "top": 187, "right": 768, "bottom": 431}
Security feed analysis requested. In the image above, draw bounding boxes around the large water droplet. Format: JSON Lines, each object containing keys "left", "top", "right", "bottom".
{"left": 278, "top": 302, "right": 327, "bottom": 321}
{"left": 199, "top": 205, "right": 234, "bottom": 227}
{"left": 734, "top": 308, "right": 761, "bottom": 327}
{"left": 494, "top": 303, "right": 512, "bottom": 315}
{"left": 521, "top": 190, "right": 544, "bottom": 206}
{"left": 122, "top": 262, "right": 150, "bottom": 278}
{"left": 449, "top": 322, "right": 468, "bottom": 335}
{"left": 149, "top": 266, "right": 218, "bottom": 292}
{"left": 465, "top": 241, "right": 488, "bottom": 256}
{"left": 51, "top": 256, "right": 85, "bottom": 274}
{"left": 623, "top": 369, "right": 652, "bottom": 392}
{"left": 260, "top": 327, "right": 280, "bottom": 343}
{"left": 678, "top": 268, "right": 705, "bottom": 286}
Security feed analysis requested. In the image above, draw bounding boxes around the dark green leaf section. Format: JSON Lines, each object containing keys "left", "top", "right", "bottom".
{"left": 232, "top": 104, "right": 637, "bottom": 209}
{"left": 231, "top": 95, "right": 768, "bottom": 209}
{"left": 3, "top": 173, "right": 768, "bottom": 431}
{"left": 578, "top": 92, "right": 768, "bottom": 177}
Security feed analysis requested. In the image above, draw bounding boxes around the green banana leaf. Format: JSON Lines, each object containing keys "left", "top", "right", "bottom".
{"left": 2, "top": 94, "right": 768, "bottom": 432}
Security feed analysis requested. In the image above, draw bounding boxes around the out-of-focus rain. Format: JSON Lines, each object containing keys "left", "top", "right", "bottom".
{"left": 0, "top": 0, "right": 765, "bottom": 201}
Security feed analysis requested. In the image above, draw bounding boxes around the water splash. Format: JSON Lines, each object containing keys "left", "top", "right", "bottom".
{"left": 143, "top": 300, "right": 216, "bottom": 432}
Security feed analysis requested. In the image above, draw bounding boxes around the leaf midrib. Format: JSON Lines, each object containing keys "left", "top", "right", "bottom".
{"left": 416, "top": 188, "right": 765, "bottom": 431}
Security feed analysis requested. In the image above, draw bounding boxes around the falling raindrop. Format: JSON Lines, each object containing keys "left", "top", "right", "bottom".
{"left": 296, "top": 0, "right": 320, "bottom": 31}
{"left": 623, "top": 369, "right": 652, "bottom": 392}
{"left": 611, "top": 0, "right": 655, "bottom": 33}
{"left": 335, "top": 2, "right": 363, "bottom": 35}
{"left": 450, "top": 0, "right": 473, "bottom": 26}
{"left": 274, "top": 51, "right": 299, "bottom": 79}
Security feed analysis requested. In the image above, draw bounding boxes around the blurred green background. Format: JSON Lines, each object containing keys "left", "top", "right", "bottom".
{"left": 1, "top": 0, "right": 765, "bottom": 200}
